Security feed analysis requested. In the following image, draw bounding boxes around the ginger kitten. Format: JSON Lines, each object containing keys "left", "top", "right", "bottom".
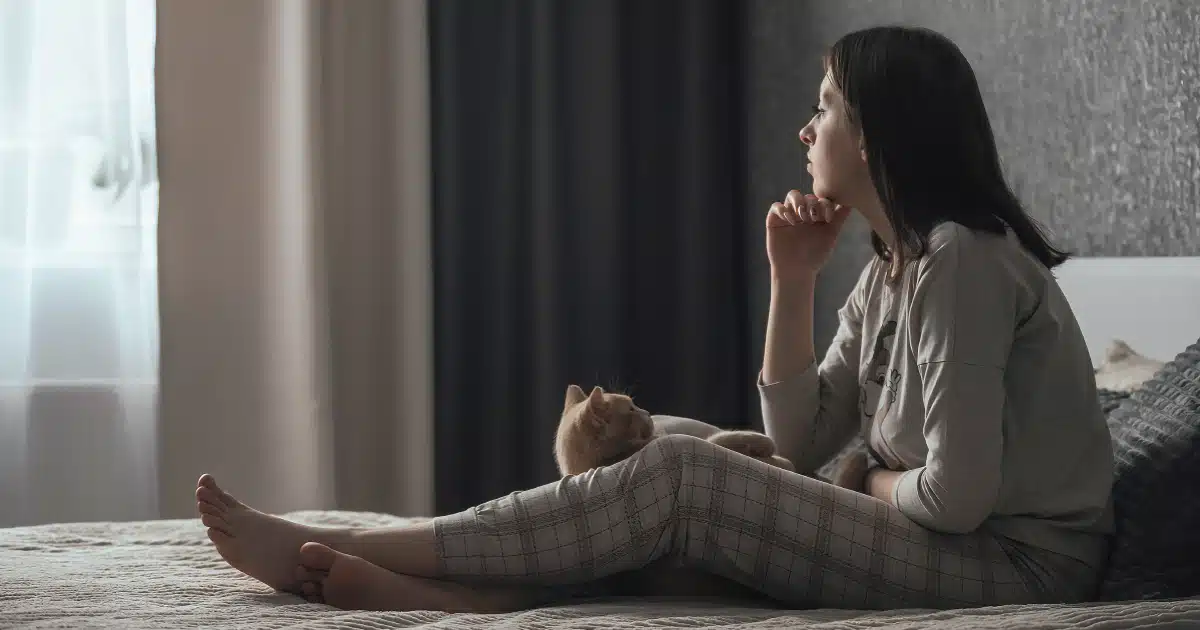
{"left": 554, "top": 384, "right": 796, "bottom": 476}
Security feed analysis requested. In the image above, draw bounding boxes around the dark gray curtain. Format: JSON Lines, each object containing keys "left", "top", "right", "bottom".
{"left": 431, "top": 0, "right": 751, "bottom": 514}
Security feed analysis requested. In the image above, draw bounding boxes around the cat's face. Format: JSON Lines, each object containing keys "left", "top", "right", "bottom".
{"left": 555, "top": 384, "right": 654, "bottom": 476}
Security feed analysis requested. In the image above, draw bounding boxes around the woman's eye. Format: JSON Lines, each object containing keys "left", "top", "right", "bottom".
{"left": 811, "top": 105, "right": 825, "bottom": 117}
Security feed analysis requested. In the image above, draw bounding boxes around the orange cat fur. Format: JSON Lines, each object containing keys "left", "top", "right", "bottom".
{"left": 554, "top": 384, "right": 796, "bottom": 476}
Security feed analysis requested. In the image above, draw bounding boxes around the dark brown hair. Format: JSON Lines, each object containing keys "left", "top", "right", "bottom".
{"left": 825, "top": 26, "right": 1069, "bottom": 272}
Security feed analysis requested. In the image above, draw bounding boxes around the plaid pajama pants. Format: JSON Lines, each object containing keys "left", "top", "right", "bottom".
{"left": 434, "top": 434, "right": 1102, "bottom": 609}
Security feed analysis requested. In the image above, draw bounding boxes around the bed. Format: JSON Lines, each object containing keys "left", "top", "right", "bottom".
{"left": 3, "top": 256, "right": 1199, "bottom": 629}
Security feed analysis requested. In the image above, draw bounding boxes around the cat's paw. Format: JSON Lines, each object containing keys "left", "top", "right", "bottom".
{"left": 707, "top": 430, "right": 777, "bottom": 458}
{"left": 766, "top": 455, "right": 795, "bottom": 472}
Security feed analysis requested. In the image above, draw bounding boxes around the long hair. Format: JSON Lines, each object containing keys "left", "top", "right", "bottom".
{"left": 825, "top": 26, "right": 1070, "bottom": 273}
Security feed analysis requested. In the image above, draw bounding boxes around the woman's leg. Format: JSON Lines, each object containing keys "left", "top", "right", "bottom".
{"left": 196, "top": 475, "right": 553, "bottom": 612}
{"left": 291, "top": 543, "right": 553, "bottom": 612}
{"left": 198, "top": 434, "right": 1091, "bottom": 610}
{"left": 395, "top": 434, "right": 1084, "bottom": 609}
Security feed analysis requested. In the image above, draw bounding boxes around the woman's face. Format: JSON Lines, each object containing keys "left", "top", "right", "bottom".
{"left": 798, "top": 75, "right": 869, "bottom": 203}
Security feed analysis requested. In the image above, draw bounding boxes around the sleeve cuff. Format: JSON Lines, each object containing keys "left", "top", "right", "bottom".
{"left": 757, "top": 363, "right": 819, "bottom": 462}
{"left": 758, "top": 363, "right": 818, "bottom": 416}
{"left": 893, "top": 467, "right": 925, "bottom": 517}
{"left": 757, "top": 361, "right": 818, "bottom": 391}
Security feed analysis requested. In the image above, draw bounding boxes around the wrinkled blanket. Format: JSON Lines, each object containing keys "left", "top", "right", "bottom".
{"left": 2, "top": 510, "right": 1197, "bottom": 629}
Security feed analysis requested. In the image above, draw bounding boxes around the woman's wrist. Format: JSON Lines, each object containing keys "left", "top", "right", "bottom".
{"left": 770, "top": 267, "right": 819, "bottom": 288}
{"left": 762, "top": 271, "right": 817, "bottom": 384}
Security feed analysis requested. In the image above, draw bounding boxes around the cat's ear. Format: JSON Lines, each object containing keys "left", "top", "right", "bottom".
{"left": 564, "top": 384, "right": 587, "bottom": 412}
{"left": 587, "top": 386, "right": 608, "bottom": 412}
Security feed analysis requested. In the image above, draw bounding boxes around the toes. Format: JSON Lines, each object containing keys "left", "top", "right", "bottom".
{"left": 197, "top": 502, "right": 226, "bottom": 519}
{"left": 196, "top": 486, "right": 225, "bottom": 510}
{"left": 302, "top": 581, "right": 324, "bottom": 604}
{"left": 206, "top": 528, "right": 232, "bottom": 546}
{"left": 198, "top": 502, "right": 230, "bottom": 524}
{"left": 301, "top": 581, "right": 324, "bottom": 605}
{"left": 216, "top": 488, "right": 239, "bottom": 508}
{"left": 298, "top": 542, "right": 339, "bottom": 572}
{"left": 201, "top": 514, "right": 233, "bottom": 537}
{"left": 294, "top": 564, "right": 327, "bottom": 584}
{"left": 197, "top": 474, "right": 240, "bottom": 507}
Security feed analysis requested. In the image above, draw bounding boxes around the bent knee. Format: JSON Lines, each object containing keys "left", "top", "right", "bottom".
{"left": 640, "top": 433, "right": 717, "bottom": 466}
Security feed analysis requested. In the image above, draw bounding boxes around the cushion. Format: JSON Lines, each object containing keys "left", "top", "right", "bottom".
{"left": 1097, "top": 388, "right": 1132, "bottom": 416}
{"left": 1095, "top": 339, "right": 1167, "bottom": 392}
{"left": 1099, "top": 337, "right": 1200, "bottom": 600}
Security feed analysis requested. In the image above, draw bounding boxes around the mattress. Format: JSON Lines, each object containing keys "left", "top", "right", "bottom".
{"left": 3, "top": 510, "right": 1198, "bottom": 629}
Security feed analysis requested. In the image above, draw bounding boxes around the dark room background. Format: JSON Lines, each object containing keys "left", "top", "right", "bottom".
{"left": 432, "top": 0, "right": 1200, "bottom": 513}
{"left": 430, "top": 0, "right": 751, "bottom": 513}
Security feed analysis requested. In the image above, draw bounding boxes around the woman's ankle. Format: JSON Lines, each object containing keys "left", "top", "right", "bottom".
{"left": 310, "top": 526, "right": 362, "bottom": 552}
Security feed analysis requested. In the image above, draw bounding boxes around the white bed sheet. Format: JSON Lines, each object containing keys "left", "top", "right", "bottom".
{"left": 3, "top": 510, "right": 1198, "bottom": 629}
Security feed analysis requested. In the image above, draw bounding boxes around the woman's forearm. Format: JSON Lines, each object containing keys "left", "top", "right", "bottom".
{"left": 762, "top": 274, "right": 817, "bottom": 384}
{"left": 866, "top": 468, "right": 902, "bottom": 506}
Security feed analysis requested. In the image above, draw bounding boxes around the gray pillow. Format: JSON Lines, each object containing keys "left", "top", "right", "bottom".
{"left": 1097, "top": 388, "right": 1133, "bottom": 416}
{"left": 1099, "top": 337, "right": 1200, "bottom": 601}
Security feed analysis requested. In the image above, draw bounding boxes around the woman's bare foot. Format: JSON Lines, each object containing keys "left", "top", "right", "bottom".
{"left": 195, "top": 474, "right": 346, "bottom": 593}
{"left": 295, "top": 542, "right": 536, "bottom": 613}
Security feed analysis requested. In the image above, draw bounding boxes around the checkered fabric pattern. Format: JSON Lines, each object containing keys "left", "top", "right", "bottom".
{"left": 435, "top": 434, "right": 1093, "bottom": 609}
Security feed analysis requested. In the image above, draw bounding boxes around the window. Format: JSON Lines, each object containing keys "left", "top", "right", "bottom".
{"left": 0, "top": 0, "right": 159, "bottom": 526}
{"left": 0, "top": 0, "right": 158, "bottom": 387}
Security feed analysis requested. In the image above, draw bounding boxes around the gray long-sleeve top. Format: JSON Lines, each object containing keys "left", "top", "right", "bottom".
{"left": 760, "top": 222, "right": 1114, "bottom": 566}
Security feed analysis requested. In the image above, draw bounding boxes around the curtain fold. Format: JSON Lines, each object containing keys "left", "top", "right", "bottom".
{"left": 155, "top": 0, "right": 433, "bottom": 518}
{"left": 431, "top": 0, "right": 752, "bottom": 514}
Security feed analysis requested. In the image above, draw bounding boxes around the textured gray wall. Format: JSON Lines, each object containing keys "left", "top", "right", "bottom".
{"left": 743, "top": 0, "right": 1200, "bottom": 379}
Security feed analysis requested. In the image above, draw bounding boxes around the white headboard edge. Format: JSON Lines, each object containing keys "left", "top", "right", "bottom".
{"left": 1055, "top": 256, "right": 1200, "bottom": 364}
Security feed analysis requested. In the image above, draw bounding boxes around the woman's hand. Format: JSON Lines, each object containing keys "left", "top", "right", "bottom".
{"left": 766, "top": 191, "right": 850, "bottom": 282}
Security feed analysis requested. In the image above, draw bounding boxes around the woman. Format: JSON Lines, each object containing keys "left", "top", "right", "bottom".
{"left": 196, "top": 26, "right": 1114, "bottom": 611}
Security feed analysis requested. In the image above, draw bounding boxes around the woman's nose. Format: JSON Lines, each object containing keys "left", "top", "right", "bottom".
{"left": 799, "top": 125, "right": 815, "bottom": 147}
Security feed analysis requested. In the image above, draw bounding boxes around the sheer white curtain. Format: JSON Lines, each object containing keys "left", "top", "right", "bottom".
{"left": 0, "top": 0, "right": 158, "bottom": 527}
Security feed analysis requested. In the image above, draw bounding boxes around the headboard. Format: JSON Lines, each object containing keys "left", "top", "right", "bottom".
{"left": 1055, "top": 257, "right": 1200, "bottom": 364}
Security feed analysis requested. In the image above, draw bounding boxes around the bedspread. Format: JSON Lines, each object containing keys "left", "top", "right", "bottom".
{"left": 2, "top": 510, "right": 1196, "bottom": 629}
